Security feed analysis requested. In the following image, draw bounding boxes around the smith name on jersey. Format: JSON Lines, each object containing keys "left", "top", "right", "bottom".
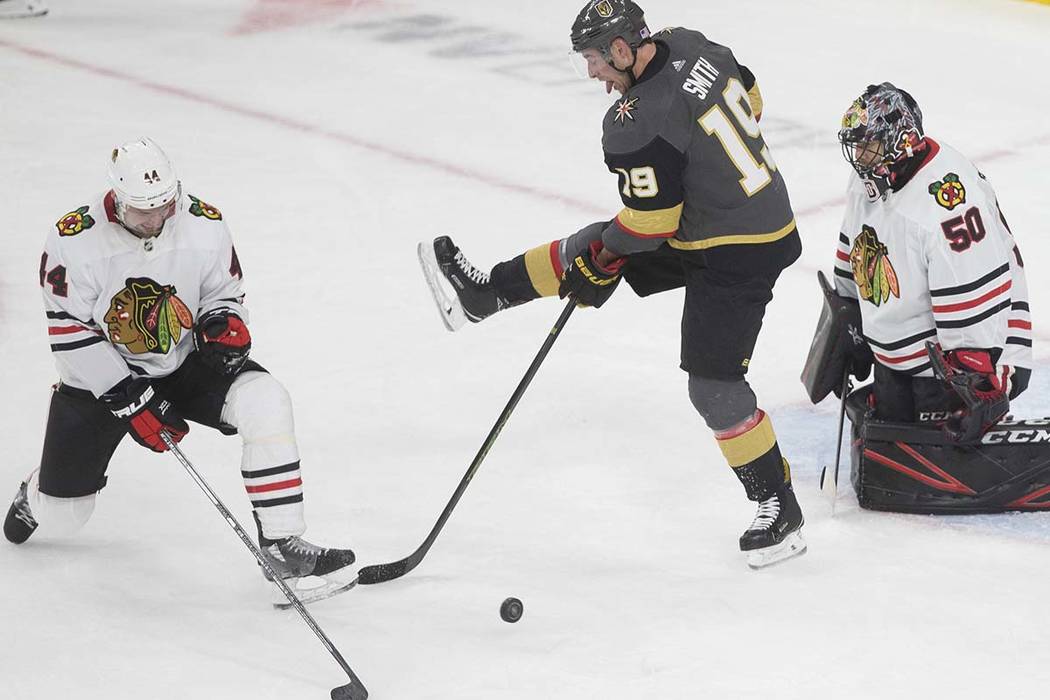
{"left": 42, "top": 191, "right": 245, "bottom": 397}
{"left": 598, "top": 27, "right": 795, "bottom": 256}
{"left": 833, "top": 139, "right": 1032, "bottom": 377}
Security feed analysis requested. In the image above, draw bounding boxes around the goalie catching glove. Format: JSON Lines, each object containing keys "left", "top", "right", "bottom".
{"left": 559, "top": 240, "right": 625, "bottom": 308}
{"left": 101, "top": 377, "right": 189, "bottom": 452}
{"left": 194, "top": 308, "right": 251, "bottom": 374}
{"left": 925, "top": 342, "right": 1009, "bottom": 444}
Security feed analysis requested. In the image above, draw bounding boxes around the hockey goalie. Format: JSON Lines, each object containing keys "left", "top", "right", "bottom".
{"left": 801, "top": 82, "right": 1046, "bottom": 514}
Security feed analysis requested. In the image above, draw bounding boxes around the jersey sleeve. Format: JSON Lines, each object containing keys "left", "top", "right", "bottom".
{"left": 736, "top": 63, "right": 762, "bottom": 122}
{"left": 925, "top": 204, "right": 1014, "bottom": 354}
{"left": 198, "top": 221, "right": 248, "bottom": 322}
{"left": 41, "top": 237, "right": 131, "bottom": 398}
{"left": 833, "top": 231, "right": 858, "bottom": 299}
{"left": 601, "top": 136, "right": 687, "bottom": 255}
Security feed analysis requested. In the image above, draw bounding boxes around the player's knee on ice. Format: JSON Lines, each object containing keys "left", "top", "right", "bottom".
{"left": 30, "top": 471, "right": 97, "bottom": 538}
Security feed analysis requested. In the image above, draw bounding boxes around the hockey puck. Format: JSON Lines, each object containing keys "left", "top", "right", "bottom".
{"left": 500, "top": 597, "right": 523, "bottom": 623}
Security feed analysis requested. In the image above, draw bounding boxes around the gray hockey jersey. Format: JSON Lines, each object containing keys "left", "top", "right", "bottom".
{"left": 598, "top": 28, "right": 795, "bottom": 256}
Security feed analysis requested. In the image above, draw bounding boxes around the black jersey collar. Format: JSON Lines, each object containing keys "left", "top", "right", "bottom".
{"left": 633, "top": 40, "right": 669, "bottom": 87}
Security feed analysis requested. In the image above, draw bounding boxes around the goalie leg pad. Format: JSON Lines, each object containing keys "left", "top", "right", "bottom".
{"left": 847, "top": 386, "right": 1050, "bottom": 513}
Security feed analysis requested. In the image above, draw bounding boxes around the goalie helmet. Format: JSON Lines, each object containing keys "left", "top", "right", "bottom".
{"left": 570, "top": 0, "right": 650, "bottom": 56}
{"left": 107, "top": 138, "right": 181, "bottom": 229}
{"left": 838, "top": 83, "right": 925, "bottom": 200}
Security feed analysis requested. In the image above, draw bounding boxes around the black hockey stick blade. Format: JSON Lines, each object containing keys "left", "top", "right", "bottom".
{"left": 358, "top": 558, "right": 411, "bottom": 585}
{"left": 331, "top": 680, "right": 368, "bottom": 700}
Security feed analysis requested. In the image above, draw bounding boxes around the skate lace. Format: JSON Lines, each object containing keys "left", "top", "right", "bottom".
{"left": 748, "top": 496, "right": 781, "bottom": 532}
{"left": 454, "top": 251, "right": 490, "bottom": 285}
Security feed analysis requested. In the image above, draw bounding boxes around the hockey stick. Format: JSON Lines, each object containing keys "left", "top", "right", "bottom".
{"left": 819, "top": 368, "right": 852, "bottom": 514}
{"left": 160, "top": 432, "right": 368, "bottom": 700}
{"left": 358, "top": 296, "right": 578, "bottom": 585}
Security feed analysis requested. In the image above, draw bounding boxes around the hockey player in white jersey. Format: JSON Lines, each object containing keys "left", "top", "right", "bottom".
{"left": 4, "top": 139, "right": 356, "bottom": 600}
{"left": 803, "top": 83, "right": 1039, "bottom": 513}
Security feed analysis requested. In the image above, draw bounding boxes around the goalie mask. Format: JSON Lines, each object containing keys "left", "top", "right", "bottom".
{"left": 838, "top": 83, "right": 925, "bottom": 201}
{"left": 108, "top": 137, "right": 182, "bottom": 238}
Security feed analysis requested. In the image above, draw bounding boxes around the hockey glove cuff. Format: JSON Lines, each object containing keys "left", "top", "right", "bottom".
{"left": 195, "top": 309, "right": 252, "bottom": 375}
{"left": 926, "top": 343, "right": 1009, "bottom": 444}
{"left": 559, "top": 240, "right": 625, "bottom": 309}
{"left": 102, "top": 377, "right": 189, "bottom": 452}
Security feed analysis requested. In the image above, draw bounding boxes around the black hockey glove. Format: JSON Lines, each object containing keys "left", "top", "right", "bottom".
{"left": 102, "top": 377, "right": 189, "bottom": 453}
{"left": 194, "top": 309, "right": 251, "bottom": 375}
{"left": 926, "top": 342, "right": 1009, "bottom": 444}
{"left": 559, "top": 240, "right": 625, "bottom": 308}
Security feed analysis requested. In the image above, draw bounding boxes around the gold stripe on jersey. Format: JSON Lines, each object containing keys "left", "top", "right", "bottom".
{"left": 615, "top": 203, "right": 683, "bottom": 238}
{"left": 524, "top": 242, "right": 562, "bottom": 297}
{"left": 668, "top": 218, "right": 796, "bottom": 251}
{"left": 747, "top": 82, "right": 764, "bottom": 121}
{"left": 717, "top": 412, "right": 777, "bottom": 468}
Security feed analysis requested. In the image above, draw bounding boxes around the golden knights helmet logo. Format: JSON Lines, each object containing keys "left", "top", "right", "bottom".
{"left": 850, "top": 225, "right": 900, "bottom": 307}
{"left": 104, "top": 277, "right": 193, "bottom": 354}
{"left": 594, "top": 1, "right": 614, "bottom": 18}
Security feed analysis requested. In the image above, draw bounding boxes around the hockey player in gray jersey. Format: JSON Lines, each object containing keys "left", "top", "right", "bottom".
{"left": 419, "top": 0, "right": 805, "bottom": 568}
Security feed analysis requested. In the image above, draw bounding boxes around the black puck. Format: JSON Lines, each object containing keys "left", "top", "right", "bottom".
{"left": 500, "top": 597, "right": 523, "bottom": 623}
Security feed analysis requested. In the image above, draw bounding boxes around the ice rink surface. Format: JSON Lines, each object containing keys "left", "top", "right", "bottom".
{"left": 3, "top": 1, "right": 1050, "bottom": 698}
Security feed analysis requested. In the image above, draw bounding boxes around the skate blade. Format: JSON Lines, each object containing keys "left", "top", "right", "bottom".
{"left": 745, "top": 530, "right": 807, "bottom": 570}
{"left": 417, "top": 241, "right": 467, "bottom": 332}
{"left": 271, "top": 572, "right": 359, "bottom": 609}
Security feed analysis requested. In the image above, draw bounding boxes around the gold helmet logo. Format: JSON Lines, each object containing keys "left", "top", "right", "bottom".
{"left": 595, "top": 1, "right": 614, "bottom": 18}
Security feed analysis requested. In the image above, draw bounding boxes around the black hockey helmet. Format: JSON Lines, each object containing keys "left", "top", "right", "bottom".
{"left": 838, "top": 82, "right": 925, "bottom": 199}
{"left": 570, "top": 0, "right": 651, "bottom": 56}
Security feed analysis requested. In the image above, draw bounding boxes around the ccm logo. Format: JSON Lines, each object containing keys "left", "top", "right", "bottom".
{"left": 981, "top": 429, "right": 1050, "bottom": 445}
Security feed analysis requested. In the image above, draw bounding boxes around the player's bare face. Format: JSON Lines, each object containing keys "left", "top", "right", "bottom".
{"left": 123, "top": 198, "right": 176, "bottom": 238}
{"left": 581, "top": 48, "right": 630, "bottom": 95}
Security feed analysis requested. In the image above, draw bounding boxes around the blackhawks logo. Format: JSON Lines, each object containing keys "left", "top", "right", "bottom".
{"left": 188, "top": 194, "right": 222, "bottom": 220}
{"left": 104, "top": 278, "right": 193, "bottom": 355}
{"left": 850, "top": 225, "right": 900, "bottom": 307}
{"left": 56, "top": 206, "right": 95, "bottom": 236}
{"left": 928, "top": 172, "right": 966, "bottom": 210}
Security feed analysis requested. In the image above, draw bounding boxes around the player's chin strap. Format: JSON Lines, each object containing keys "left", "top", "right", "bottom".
{"left": 159, "top": 432, "right": 369, "bottom": 700}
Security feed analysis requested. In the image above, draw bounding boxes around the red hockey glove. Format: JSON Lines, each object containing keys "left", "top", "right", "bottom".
{"left": 559, "top": 240, "right": 625, "bottom": 308}
{"left": 925, "top": 343, "right": 1009, "bottom": 444}
{"left": 102, "top": 377, "right": 189, "bottom": 452}
{"left": 194, "top": 309, "right": 252, "bottom": 375}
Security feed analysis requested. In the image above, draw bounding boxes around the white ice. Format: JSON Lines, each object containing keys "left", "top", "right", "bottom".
{"left": 3, "top": 1, "right": 1050, "bottom": 698}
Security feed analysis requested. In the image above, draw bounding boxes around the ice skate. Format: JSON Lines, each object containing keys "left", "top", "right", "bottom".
{"left": 418, "top": 236, "right": 509, "bottom": 331}
{"left": 259, "top": 533, "right": 358, "bottom": 607}
{"left": 740, "top": 485, "right": 806, "bottom": 569}
{"left": 3, "top": 475, "right": 39, "bottom": 545}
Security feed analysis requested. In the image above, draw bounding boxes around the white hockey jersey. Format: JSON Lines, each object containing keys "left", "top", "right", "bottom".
{"left": 42, "top": 191, "right": 246, "bottom": 398}
{"left": 833, "top": 139, "right": 1032, "bottom": 378}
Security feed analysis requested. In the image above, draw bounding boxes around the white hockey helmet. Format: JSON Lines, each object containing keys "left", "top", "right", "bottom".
{"left": 108, "top": 137, "right": 181, "bottom": 221}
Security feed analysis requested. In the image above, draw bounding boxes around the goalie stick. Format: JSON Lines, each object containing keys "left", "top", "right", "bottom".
{"left": 161, "top": 433, "right": 368, "bottom": 700}
{"left": 357, "top": 296, "right": 577, "bottom": 586}
{"left": 819, "top": 368, "right": 852, "bottom": 514}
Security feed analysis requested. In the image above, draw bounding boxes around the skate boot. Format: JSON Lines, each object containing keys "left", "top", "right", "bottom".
{"left": 418, "top": 235, "right": 510, "bottom": 331}
{"left": 740, "top": 484, "right": 806, "bottom": 569}
{"left": 4, "top": 476, "right": 39, "bottom": 545}
{"left": 259, "top": 531, "right": 358, "bottom": 607}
